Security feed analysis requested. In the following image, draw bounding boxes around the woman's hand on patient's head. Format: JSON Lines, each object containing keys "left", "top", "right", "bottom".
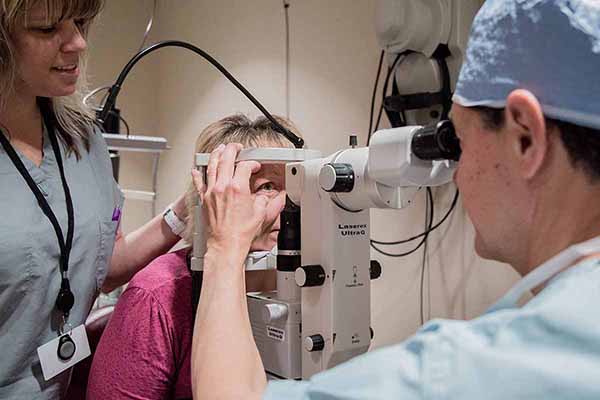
{"left": 192, "top": 143, "right": 284, "bottom": 261}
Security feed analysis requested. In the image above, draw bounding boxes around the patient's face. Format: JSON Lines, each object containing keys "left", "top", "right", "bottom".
{"left": 249, "top": 163, "right": 286, "bottom": 251}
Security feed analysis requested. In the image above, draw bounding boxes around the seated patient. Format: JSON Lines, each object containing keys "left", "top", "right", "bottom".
{"left": 87, "top": 114, "right": 300, "bottom": 400}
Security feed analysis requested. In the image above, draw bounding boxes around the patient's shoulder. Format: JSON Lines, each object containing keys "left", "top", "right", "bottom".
{"left": 120, "top": 248, "right": 193, "bottom": 333}
{"left": 127, "top": 248, "right": 191, "bottom": 294}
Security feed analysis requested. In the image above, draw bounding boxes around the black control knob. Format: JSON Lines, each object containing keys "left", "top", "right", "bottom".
{"left": 370, "top": 260, "right": 382, "bottom": 280}
{"left": 295, "top": 265, "right": 326, "bottom": 287}
{"left": 304, "top": 334, "right": 325, "bottom": 352}
{"left": 319, "top": 163, "right": 355, "bottom": 193}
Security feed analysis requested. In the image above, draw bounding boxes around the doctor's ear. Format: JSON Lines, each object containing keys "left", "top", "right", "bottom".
{"left": 505, "top": 90, "right": 548, "bottom": 180}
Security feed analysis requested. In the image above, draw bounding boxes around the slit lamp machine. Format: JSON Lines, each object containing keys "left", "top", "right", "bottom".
{"left": 191, "top": 120, "right": 460, "bottom": 379}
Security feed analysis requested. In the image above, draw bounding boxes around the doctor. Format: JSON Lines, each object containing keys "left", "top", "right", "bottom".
{"left": 191, "top": 0, "right": 600, "bottom": 398}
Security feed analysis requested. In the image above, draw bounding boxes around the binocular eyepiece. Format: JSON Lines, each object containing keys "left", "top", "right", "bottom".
{"left": 410, "top": 120, "right": 461, "bottom": 162}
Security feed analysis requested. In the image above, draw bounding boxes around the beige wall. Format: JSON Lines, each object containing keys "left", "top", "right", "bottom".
{"left": 87, "top": 0, "right": 161, "bottom": 234}
{"left": 88, "top": 0, "right": 519, "bottom": 348}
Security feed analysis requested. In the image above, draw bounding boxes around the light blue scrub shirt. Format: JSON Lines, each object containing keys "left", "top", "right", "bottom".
{"left": 265, "top": 257, "right": 600, "bottom": 399}
{"left": 0, "top": 123, "right": 123, "bottom": 399}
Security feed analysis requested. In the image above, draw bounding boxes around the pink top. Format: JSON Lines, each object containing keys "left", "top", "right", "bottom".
{"left": 87, "top": 249, "right": 193, "bottom": 400}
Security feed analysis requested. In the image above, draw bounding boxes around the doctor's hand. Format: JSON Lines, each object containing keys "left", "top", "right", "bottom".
{"left": 192, "top": 143, "right": 280, "bottom": 263}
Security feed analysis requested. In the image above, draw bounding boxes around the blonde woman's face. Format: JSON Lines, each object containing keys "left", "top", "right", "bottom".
{"left": 249, "top": 163, "right": 286, "bottom": 251}
{"left": 12, "top": 3, "right": 87, "bottom": 99}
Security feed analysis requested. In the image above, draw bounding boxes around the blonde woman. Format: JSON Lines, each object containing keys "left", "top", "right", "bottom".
{"left": 87, "top": 114, "right": 297, "bottom": 400}
{"left": 0, "top": 1, "right": 187, "bottom": 398}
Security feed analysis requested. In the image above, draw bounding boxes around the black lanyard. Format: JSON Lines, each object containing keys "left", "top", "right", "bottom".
{"left": 0, "top": 110, "right": 75, "bottom": 321}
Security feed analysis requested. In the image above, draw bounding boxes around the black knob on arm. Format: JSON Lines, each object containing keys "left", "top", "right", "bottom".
{"left": 304, "top": 334, "right": 325, "bottom": 352}
{"left": 295, "top": 265, "right": 326, "bottom": 287}
{"left": 319, "top": 163, "right": 355, "bottom": 193}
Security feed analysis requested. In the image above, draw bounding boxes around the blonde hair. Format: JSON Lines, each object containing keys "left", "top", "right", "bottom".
{"left": 0, "top": 0, "right": 104, "bottom": 156}
{"left": 182, "top": 114, "right": 302, "bottom": 244}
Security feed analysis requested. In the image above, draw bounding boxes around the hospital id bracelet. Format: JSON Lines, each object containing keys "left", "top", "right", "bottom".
{"left": 163, "top": 205, "right": 186, "bottom": 237}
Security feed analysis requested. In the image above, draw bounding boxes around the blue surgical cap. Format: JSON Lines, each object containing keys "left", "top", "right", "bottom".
{"left": 454, "top": 0, "right": 600, "bottom": 130}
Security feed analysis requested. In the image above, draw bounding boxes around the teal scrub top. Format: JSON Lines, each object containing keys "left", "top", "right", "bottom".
{"left": 265, "top": 258, "right": 600, "bottom": 400}
{"left": 0, "top": 123, "right": 123, "bottom": 399}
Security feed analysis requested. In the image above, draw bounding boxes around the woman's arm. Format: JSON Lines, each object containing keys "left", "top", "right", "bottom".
{"left": 191, "top": 143, "right": 285, "bottom": 400}
{"left": 193, "top": 247, "right": 267, "bottom": 400}
{"left": 102, "top": 195, "right": 186, "bottom": 293}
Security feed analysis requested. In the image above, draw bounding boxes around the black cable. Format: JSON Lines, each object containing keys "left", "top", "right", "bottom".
{"left": 419, "top": 188, "right": 433, "bottom": 325}
{"left": 98, "top": 40, "right": 304, "bottom": 148}
{"left": 370, "top": 188, "right": 434, "bottom": 258}
{"left": 434, "top": 56, "right": 452, "bottom": 120}
{"left": 419, "top": 206, "right": 427, "bottom": 325}
{"left": 119, "top": 114, "right": 131, "bottom": 136}
{"left": 371, "top": 241, "right": 424, "bottom": 258}
{"left": 372, "top": 53, "right": 402, "bottom": 134}
{"left": 368, "top": 52, "right": 404, "bottom": 145}
{"left": 283, "top": 0, "right": 290, "bottom": 119}
{"left": 371, "top": 188, "right": 459, "bottom": 246}
{"left": 390, "top": 79, "right": 407, "bottom": 127}
{"left": 367, "top": 50, "right": 385, "bottom": 141}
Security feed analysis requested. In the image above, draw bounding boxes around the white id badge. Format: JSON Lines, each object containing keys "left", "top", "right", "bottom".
{"left": 37, "top": 324, "right": 91, "bottom": 381}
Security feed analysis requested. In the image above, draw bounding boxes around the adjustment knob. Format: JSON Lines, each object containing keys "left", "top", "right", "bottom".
{"left": 370, "top": 260, "right": 382, "bottom": 280}
{"left": 295, "top": 265, "right": 326, "bottom": 287}
{"left": 319, "top": 163, "right": 355, "bottom": 193}
{"left": 304, "top": 334, "right": 325, "bottom": 352}
{"left": 262, "top": 303, "right": 288, "bottom": 323}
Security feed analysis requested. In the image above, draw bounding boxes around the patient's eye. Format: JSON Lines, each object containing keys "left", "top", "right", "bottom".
{"left": 32, "top": 24, "right": 57, "bottom": 33}
{"left": 256, "top": 182, "right": 276, "bottom": 193}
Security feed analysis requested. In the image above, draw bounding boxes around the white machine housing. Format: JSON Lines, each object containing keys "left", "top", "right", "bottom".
{"left": 283, "top": 126, "right": 454, "bottom": 378}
